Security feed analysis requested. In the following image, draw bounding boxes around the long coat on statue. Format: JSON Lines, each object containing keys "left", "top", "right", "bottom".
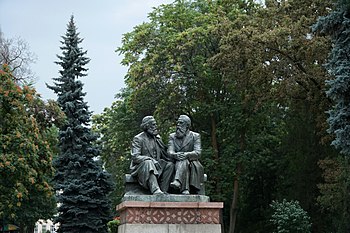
{"left": 130, "top": 132, "right": 174, "bottom": 192}
{"left": 168, "top": 131, "right": 204, "bottom": 192}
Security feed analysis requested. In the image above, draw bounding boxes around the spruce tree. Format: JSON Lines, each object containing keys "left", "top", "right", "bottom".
{"left": 313, "top": 0, "right": 350, "bottom": 155}
{"left": 48, "top": 16, "right": 113, "bottom": 233}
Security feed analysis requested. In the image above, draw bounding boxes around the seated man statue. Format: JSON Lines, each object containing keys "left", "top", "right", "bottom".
{"left": 168, "top": 115, "right": 204, "bottom": 195}
{"left": 130, "top": 116, "right": 174, "bottom": 195}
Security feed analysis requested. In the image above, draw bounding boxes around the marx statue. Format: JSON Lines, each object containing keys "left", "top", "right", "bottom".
{"left": 129, "top": 116, "right": 174, "bottom": 195}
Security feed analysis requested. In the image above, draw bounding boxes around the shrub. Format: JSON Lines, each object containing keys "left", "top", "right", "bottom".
{"left": 270, "top": 199, "right": 311, "bottom": 233}
{"left": 107, "top": 218, "right": 120, "bottom": 233}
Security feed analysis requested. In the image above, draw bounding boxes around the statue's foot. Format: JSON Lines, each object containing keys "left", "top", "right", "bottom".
{"left": 182, "top": 190, "right": 190, "bottom": 195}
{"left": 153, "top": 189, "right": 164, "bottom": 195}
{"left": 170, "top": 180, "right": 181, "bottom": 189}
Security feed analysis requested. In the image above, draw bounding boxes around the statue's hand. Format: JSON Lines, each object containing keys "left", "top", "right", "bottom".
{"left": 175, "top": 152, "right": 187, "bottom": 161}
{"left": 154, "top": 160, "right": 162, "bottom": 170}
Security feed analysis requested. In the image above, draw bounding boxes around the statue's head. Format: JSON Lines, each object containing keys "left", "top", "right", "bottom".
{"left": 141, "top": 116, "right": 158, "bottom": 136}
{"left": 176, "top": 115, "right": 191, "bottom": 138}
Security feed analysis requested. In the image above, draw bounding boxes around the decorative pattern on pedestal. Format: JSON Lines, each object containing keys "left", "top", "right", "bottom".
{"left": 117, "top": 201, "right": 222, "bottom": 225}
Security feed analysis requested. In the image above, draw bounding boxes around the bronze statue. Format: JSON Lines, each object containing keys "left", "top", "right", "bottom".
{"left": 130, "top": 116, "right": 174, "bottom": 195}
{"left": 168, "top": 115, "right": 204, "bottom": 195}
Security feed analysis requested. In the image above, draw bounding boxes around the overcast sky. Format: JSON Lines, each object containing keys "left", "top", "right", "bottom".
{"left": 0, "top": 0, "right": 172, "bottom": 114}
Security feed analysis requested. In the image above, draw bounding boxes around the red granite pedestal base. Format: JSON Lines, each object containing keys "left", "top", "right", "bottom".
{"left": 116, "top": 201, "right": 223, "bottom": 233}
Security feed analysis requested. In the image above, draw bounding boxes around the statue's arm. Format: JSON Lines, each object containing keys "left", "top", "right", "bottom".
{"left": 131, "top": 136, "right": 152, "bottom": 164}
{"left": 167, "top": 134, "right": 176, "bottom": 157}
{"left": 168, "top": 134, "right": 186, "bottom": 161}
{"left": 186, "top": 133, "right": 201, "bottom": 161}
{"left": 156, "top": 137, "right": 172, "bottom": 162}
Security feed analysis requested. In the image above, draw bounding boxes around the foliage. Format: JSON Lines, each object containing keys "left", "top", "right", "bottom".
{"left": 117, "top": 1, "right": 284, "bottom": 232}
{"left": 271, "top": 100, "right": 338, "bottom": 232}
{"left": 224, "top": 1, "right": 334, "bottom": 231}
{"left": 47, "top": 16, "right": 114, "bottom": 233}
{"left": 104, "top": 0, "right": 341, "bottom": 232}
{"left": 107, "top": 218, "right": 120, "bottom": 233}
{"left": 92, "top": 88, "right": 140, "bottom": 209}
{"left": 311, "top": 1, "right": 350, "bottom": 231}
{"left": 317, "top": 157, "right": 350, "bottom": 232}
{"left": 0, "top": 64, "right": 56, "bottom": 231}
{"left": 313, "top": 0, "right": 350, "bottom": 156}
{"left": 270, "top": 199, "right": 312, "bottom": 233}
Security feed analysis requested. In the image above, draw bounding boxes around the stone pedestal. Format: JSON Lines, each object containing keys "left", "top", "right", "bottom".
{"left": 116, "top": 198, "right": 223, "bottom": 233}
{"left": 118, "top": 224, "right": 221, "bottom": 233}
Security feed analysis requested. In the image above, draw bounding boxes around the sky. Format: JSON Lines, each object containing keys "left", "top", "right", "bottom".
{"left": 0, "top": 0, "right": 172, "bottom": 114}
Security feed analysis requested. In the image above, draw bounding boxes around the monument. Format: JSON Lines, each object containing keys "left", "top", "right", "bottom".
{"left": 116, "top": 115, "right": 223, "bottom": 233}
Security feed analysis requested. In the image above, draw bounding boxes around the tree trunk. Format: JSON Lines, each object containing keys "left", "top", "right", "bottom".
{"left": 210, "top": 113, "right": 219, "bottom": 160}
{"left": 229, "top": 126, "right": 246, "bottom": 233}
{"left": 210, "top": 113, "right": 221, "bottom": 194}
{"left": 210, "top": 113, "right": 224, "bottom": 231}
{"left": 229, "top": 164, "right": 241, "bottom": 233}
{"left": 19, "top": 224, "right": 24, "bottom": 233}
{"left": 27, "top": 224, "right": 34, "bottom": 233}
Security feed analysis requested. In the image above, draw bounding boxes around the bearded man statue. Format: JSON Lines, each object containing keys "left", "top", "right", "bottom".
{"left": 167, "top": 115, "right": 204, "bottom": 195}
{"left": 130, "top": 116, "right": 174, "bottom": 195}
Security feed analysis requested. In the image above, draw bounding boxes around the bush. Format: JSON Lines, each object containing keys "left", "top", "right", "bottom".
{"left": 270, "top": 199, "right": 311, "bottom": 233}
{"left": 107, "top": 218, "right": 120, "bottom": 233}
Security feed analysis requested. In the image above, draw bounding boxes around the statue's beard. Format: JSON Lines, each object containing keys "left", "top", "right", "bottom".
{"left": 176, "top": 126, "right": 187, "bottom": 138}
{"left": 147, "top": 127, "right": 158, "bottom": 136}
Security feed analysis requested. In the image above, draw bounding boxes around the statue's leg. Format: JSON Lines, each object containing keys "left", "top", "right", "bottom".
{"left": 171, "top": 160, "right": 190, "bottom": 192}
{"left": 136, "top": 160, "right": 162, "bottom": 194}
{"left": 159, "top": 161, "right": 175, "bottom": 192}
{"left": 189, "top": 161, "right": 204, "bottom": 193}
{"left": 148, "top": 172, "right": 163, "bottom": 195}
{"left": 182, "top": 170, "right": 190, "bottom": 194}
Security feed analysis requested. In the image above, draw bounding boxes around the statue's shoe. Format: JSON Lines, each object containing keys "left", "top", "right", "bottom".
{"left": 153, "top": 189, "right": 164, "bottom": 195}
{"left": 182, "top": 190, "right": 190, "bottom": 195}
{"left": 170, "top": 180, "right": 181, "bottom": 189}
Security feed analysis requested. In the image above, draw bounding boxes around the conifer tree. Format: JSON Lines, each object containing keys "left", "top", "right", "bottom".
{"left": 48, "top": 16, "right": 113, "bottom": 233}
{"left": 314, "top": 0, "right": 350, "bottom": 156}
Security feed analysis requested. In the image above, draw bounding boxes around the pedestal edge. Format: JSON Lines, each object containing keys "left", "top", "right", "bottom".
{"left": 116, "top": 201, "right": 224, "bottom": 211}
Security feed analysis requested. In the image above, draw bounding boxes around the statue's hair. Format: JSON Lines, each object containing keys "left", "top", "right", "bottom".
{"left": 178, "top": 115, "right": 191, "bottom": 127}
{"left": 140, "top": 116, "right": 155, "bottom": 130}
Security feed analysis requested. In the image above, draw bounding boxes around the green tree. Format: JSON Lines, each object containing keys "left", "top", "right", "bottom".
{"left": 317, "top": 157, "right": 350, "bottom": 232}
{"left": 112, "top": 0, "right": 337, "bottom": 232}
{"left": 215, "top": 1, "right": 335, "bottom": 231}
{"left": 47, "top": 16, "right": 113, "bottom": 233}
{"left": 312, "top": 1, "right": 350, "bottom": 231}
{"left": 15, "top": 97, "right": 64, "bottom": 233}
{"left": 0, "top": 64, "right": 56, "bottom": 232}
{"left": 117, "top": 2, "right": 282, "bottom": 233}
{"left": 117, "top": 0, "right": 225, "bottom": 200}
{"left": 92, "top": 88, "right": 140, "bottom": 209}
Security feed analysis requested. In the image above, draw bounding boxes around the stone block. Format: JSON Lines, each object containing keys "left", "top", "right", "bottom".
{"left": 118, "top": 223, "right": 221, "bottom": 233}
{"left": 116, "top": 201, "right": 223, "bottom": 225}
